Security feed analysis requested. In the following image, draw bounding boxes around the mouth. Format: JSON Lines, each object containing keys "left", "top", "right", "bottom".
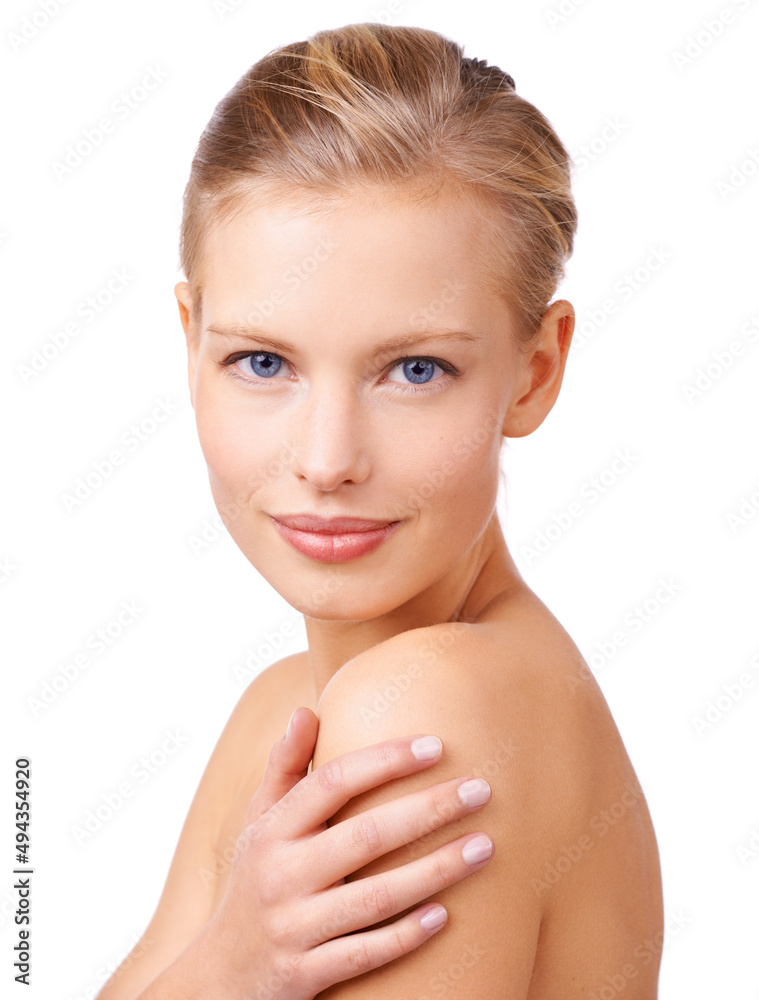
{"left": 272, "top": 513, "right": 397, "bottom": 533}
{"left": 270, "top": 513, "right": 402, "bottom": 563}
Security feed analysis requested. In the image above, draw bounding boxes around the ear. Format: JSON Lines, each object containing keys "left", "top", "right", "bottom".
{"left": 501, "top": 299, "right": 575, "bottom": 438}
{"left": 174, "top": 281, "right": 199, "bottom": 410}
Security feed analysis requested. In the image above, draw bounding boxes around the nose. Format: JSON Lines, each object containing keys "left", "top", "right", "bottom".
{"left": 290, "top": 381, "right": 371, "bottom": 491}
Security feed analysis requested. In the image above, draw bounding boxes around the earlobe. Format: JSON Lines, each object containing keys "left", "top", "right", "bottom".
{"left": 174, "top": 281, "right": 199, "bottom": 410}
{"left": 500, "top": 299, "right": 575, "bottom": 439}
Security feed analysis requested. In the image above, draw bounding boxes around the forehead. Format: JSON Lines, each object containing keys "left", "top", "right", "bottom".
{"left": 204, "top": 181, "right": 480, "bottom": 274}
{"left": 198, "top": 181, "right": 515, "bottom": 339}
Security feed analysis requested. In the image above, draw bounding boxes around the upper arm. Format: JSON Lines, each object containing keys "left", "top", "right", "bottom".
{"left": 96, "top": 654, "right": 300, "bottom": 1000}
{"left": 310, "top": 624, "right": 550, "bottom": 1000}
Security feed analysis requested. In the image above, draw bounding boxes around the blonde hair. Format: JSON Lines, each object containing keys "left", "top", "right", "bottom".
{"left": 179, "top": 22, "right": 577, "bottom": 346}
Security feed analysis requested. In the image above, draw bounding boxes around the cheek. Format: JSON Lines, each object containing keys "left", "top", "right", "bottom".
{"left": 193, "top": 366, "right": 288, "bottom": 504}
{"left": 396, "top": 406, "right": 502, "bottom": 520}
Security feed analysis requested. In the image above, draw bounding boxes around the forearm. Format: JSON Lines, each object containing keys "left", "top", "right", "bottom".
{"left": 134, "top": 931, "right": 228, "bottom": 1000}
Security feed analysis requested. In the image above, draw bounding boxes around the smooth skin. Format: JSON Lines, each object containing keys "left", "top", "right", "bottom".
{"left": 100, "top": 176, "right": 663, "bottom": 997}
{"left": 95, "top": 653, "right": 495, "bottom": 999}
{"left": 123, "top": 706, "right": 495, "bottom": 999}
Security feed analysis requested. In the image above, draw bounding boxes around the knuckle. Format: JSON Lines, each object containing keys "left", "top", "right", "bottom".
{"left": 266, "top": 906, "right": 298, "bottom": 950}
{"left": 286, "top": 952, "right": 309, "bottom": 991}
{"left": 257, "top": 866, "right": 288, "bottom": 908}
{"left": 360, "top": 877, "right": 396, "bottom": 922}
{"left": 346, "top": 936, "right": 374, "bottom": 974}
{"left": 315, "top": 897, "right": 350, "bottom": 944}
{"left": 372, "top": 741, "right": 401, "bottom": 771}
{"left": 350, "top": 813, "right": 384, "bottom": 855}
{"left": 315, "top": 758, "right": 346, "bottom": 795}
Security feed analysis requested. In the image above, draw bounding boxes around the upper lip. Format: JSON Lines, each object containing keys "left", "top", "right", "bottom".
{"left": 272, "top": 513, "right": 398, "bottom": 533}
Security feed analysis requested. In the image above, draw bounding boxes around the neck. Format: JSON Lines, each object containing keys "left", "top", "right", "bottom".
{"left": 303, "top": 512, "right": 524, "bottom": 701}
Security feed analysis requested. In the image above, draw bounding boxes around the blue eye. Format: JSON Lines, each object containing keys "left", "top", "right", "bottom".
{"left": 384, "top": 356, "right": 457, "bottom": 394}
{"left": 219, "top": 351, "right": 459, "bottom": 395}
{"left": 244, "top": 352, "right": 284, "bottom": 378}
{"left": 219, "top": 350, "right": 291, "bottom": 383}
{"left": 397, "top": 358, "right": 436, "bottom": 384}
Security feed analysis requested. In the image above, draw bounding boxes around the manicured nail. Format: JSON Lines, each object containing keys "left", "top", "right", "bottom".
{"left": 420, "top": 904, "right": 447, "bottom": 931}
{"left": 462, "top": 835, "right": 493, "bottom": 865}
{"left": 411, "top": 736, "right": 442, "bottom": 760}
{"left": 285, "top": 710, "right": 296, "bottom": 741}
{"left": 457, "top": 778, "right": 491, "bottom": 807}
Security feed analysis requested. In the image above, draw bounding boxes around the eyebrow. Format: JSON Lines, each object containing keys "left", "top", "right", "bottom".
{"left": 206, "top": 324, "right": 483, "bottom": 358}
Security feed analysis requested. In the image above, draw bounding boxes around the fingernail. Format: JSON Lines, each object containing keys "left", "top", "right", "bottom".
{"left": 420, "top": 904, "right": 447, "bottom": 931}
{"left": 411, "top": 736, "right": 442, "bottom": 760}
{"left": 462, "top": 835, "right": 493, "bottom": 865}
{"left": 457, "top": 778, "right": 491, "bottom": 807}
{"left": 285, "top": 710, "right": 296, "bottom": 741}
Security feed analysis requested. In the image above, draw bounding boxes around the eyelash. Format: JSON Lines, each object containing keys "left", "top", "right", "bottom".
{"left": 218, "top": 351, "right": 461, "bottom": 395}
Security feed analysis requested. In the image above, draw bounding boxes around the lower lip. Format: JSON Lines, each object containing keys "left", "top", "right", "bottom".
{"left": 271, "top": 518, "right": 402, "bottom": 563}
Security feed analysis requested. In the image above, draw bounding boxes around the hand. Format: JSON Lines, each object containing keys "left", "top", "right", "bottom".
{"left": 195, "top": 706, "right": 495, "bottom": 1000}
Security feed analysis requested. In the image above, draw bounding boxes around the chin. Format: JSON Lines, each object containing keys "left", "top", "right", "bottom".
{"left": 278, "top": 572, "right": 404, "bottom": 623}
{"left": 244, "top": 551, "right": 411, "bottom": 622}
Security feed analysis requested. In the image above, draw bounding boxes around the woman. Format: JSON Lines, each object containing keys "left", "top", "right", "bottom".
{"left": 99, "top": 21, "right": 663, "bottom": 999}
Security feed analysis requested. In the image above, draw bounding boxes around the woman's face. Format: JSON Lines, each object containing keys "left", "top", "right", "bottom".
{"left": 177, "top": 183, "right": 538, "bottom": 621}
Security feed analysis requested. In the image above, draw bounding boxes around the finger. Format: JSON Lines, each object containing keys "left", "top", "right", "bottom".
{"left": 242, "top": 707, "right": 319, "bottom": 826}
{"left": 303, "top": 896, "right": 459, "bottom": 991}
{"left": 306, "top": 774, "right": 492, "bottom": 891}
{"left": 307, "top": 830, "right": 494, "bottom": 942}
{"left": 273, "top": 735, "right": 447, "bottom": 840}
{"left": 278, "top": 707, "right": 320, "bottom": 777}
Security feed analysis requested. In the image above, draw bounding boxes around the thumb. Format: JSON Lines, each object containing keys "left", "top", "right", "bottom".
{"left": 279, "top": 706, "right": 319, "bottom": 775}
{"left": 245, "top": 707, "right": 319, "bottom": 824}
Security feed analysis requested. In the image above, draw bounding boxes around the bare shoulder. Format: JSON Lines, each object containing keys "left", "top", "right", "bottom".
{"left": 311, "top": 592, "right": 663, "bottom": 997}
{"left": 314, "top": 593, "right": 611, "bottom": 828}
{"left": 168, "top": 649, "right": 314, "bottom": 843}
{"left": 215, "top": 649, "right": 316, "bottom": 775}
{"left": 96, "top": 650, "right": 312, "bottom": 1000}
{"left": 311, "top": 615, "right": 550, "bottom": 998}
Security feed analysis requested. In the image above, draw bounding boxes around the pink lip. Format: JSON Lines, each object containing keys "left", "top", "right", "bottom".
{"left": 273, "top": 513, "right": 397, "bottom": 533}
{"left": 270, "top": 513, "right": 402, "bottom": 563}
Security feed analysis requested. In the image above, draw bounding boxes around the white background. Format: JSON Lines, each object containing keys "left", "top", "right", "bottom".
{"left": 3, "top": 0, "right": 758, "bottom": 996}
